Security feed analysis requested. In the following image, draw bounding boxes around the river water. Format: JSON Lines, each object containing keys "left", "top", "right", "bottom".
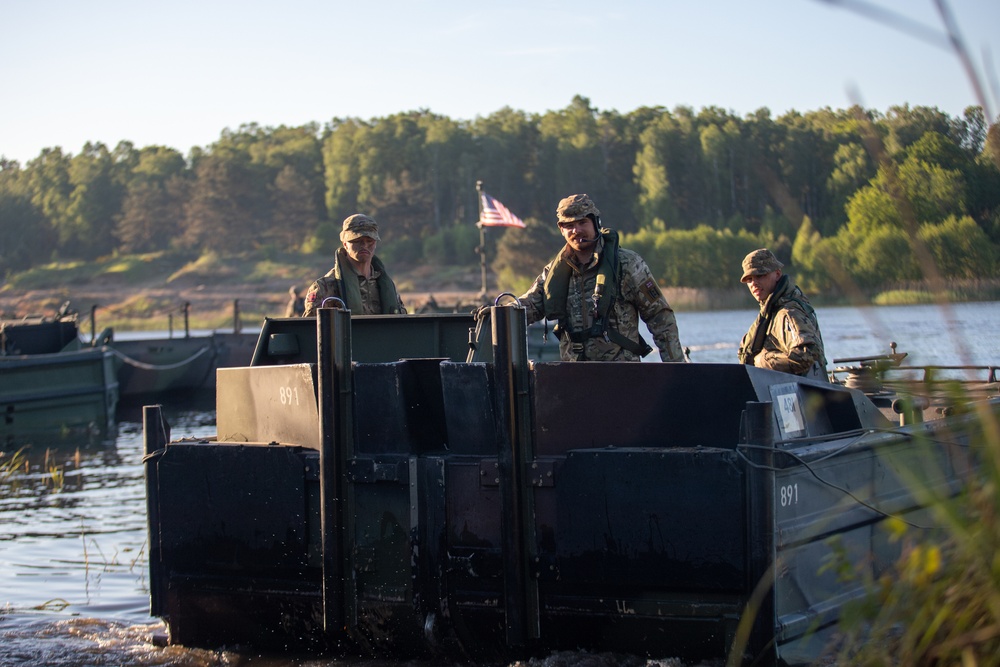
{"left": 1, "top": 302, "right": 997, "bottom": 667}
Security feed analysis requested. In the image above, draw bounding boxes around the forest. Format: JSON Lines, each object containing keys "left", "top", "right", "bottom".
{"left": 1, "top": 96, "right": 998, "bottom": 296}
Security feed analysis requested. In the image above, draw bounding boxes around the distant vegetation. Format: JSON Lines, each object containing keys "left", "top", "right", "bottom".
{"left": 2, "top": 97, "right": 998, "bottom": 300}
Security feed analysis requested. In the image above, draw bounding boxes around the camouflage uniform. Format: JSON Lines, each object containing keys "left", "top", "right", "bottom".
{"left": 519, "top": 237, "right": 684, "bottom": 362}
{"left": 737, "top": 248, "right": 826, "bottom": 379}
{"left": 302, "top": 214, "right": 406, "bottom": 317}
{"left": 285, "top": 286, "right": 305, "bottom": 317}
{"left": 302, "top": 250, "right": 405, "bottom": 316}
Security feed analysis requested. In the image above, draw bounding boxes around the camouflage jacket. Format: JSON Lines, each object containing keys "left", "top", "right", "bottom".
{"left": 738, "top": 275, "right": 827, "bottom": 379}
{"left": 518, "top": 238, "right": 684, "bottom": 362}
{"left": 302, "top": 249, "right": 405, "bottom": 317}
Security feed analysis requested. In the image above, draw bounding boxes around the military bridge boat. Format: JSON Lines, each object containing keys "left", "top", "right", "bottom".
{"left": 142, "top": 305, "right": 999, "bottom": 665}
{"left": 1, "top": 302, "right": 260, "bottom": 445}
{"left": 1, "top": 310, "right": 118, "bottom": 446}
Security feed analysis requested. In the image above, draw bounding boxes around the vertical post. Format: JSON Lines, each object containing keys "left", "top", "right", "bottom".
{"left": 233, "top": 299, "right": 241, "bottom": 334}
{"left": 168, "top": 313, "right": 174, "bottom": 339}
{"left": 89, "top": 304, "right": 97, "bottom": 343}
{"left": 317, "top": 305, "right": 354, "bottom": 639}
{"left": 742, "top": 401, "right": 777, "bottom": 666}
{"left": 183, "top": 302, "right": 190, "bottom": 338}
{"left": 476, "top": 180, "right": 487, "bottom": 304}
{"left": 143, "top": 404, "right": 169, "bottom": 617}
{"left": 492, "top": 304, "right": 540, "bottom": 650}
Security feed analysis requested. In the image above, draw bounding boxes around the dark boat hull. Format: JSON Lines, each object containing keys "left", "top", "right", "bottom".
{"left": 2, "top": 315, "right": 119, "bottom": 446}
{"left": 1, "top": 347, "right": 118, "bottom": 446}
{"left": 112, "top": 332, "right": 258, "bottom": 399}
{"left": 143, "top": 309, "right": 996, "bottom": 664}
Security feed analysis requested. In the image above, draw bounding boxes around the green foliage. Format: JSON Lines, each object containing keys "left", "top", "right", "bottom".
{"left": 491, "top": 217, "right": 562, "bottom": 294}
{"left": 422, "top": 223, "right": 480, "bottom": 266}
{"left": 848, "top": 225, "right": 921, "bottom": 288}
{"left": 304, "top": 219, "right": 341, "bottom": 255}
{"left": 376, "top": 233, "right": 423, "bottom": 266}
{"left": 167, "top": 250, "right": 235, "bottom": 284}
{"left": 882, "top": 104, "right": 957, "bottom": 157}
{"left": 872, "top": 290, "right": 946, "bottom": 305}
{"left": 844, "top": 167, "right": 907, "bottom": 235}
{"left": 2, "top": 101, "right": 998, "bottom": 296}
{"left": 0, "top": 188, "right": 52, "bottom": 274}
{"left": 899, "top": 159, "right": 966, "bottom": 224}
{"left": 826, "top": 141, "right": 876, "bottom": 235}
{"left": 64, "top": 142, "right": 121, "bottom": 259}
{"left": 494, "top": 267, "right": 536, "bottom": 297}
{"left": 760, "top": 206, "right": 796, "bottom": 239}
{"left": 6, "top": 259, "right": 98, "bottom": 289}
{"left": 621, "top": 222, "right": 666, "bottom": 277}
{"left": 5, "top": 251, "right": 187, "bottom": 289}
{"left": 919, "top": 216, "right": 1000, "bottom": 279}
{"left": 792, "top": 216, "right": 830, "bottom": 293}
{"left": 622, "top": 225, "right": 761, "bottom": 288}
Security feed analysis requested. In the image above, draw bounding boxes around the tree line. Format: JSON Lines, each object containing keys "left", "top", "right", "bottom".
{"left": 1, "top": 95, "right": 998, "bottom": 294}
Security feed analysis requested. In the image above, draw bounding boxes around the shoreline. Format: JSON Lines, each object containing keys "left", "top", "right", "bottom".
{"left": 2, "top": 282, "right": 997, "bottom": 332}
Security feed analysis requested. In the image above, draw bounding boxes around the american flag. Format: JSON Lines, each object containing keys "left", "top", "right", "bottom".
{"left": 478, "top": 192, "right": 525, "bottom": 228}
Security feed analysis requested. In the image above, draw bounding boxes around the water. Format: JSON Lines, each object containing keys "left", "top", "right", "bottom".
{"left": 1, "top": 303, "right": 997, "bottom": 666}
{"left": 677, "top": 301, "right": 1000, "bottom": 367}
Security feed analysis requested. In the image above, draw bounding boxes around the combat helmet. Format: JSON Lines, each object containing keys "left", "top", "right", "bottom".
{"left": 555, "top": 194, "right": 600, "bottom": 224}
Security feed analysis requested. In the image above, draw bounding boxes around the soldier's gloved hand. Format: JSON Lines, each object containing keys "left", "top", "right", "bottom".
{"left": 472, "top": 305, "right": 490, "bottom": 322}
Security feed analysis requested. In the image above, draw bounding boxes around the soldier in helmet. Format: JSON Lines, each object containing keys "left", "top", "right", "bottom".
{"left": 516, "top": 194, "right": 684, "bottom": 362}
{"left": 737, "top": 248, "right": 827, "bottom": 379}
{"left": 302, "top": 214, "right": 406, "bottom": 316}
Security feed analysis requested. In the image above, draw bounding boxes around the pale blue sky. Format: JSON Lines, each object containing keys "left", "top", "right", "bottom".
{"left": 2, "top": 0, "right": 997, "bottom": 165}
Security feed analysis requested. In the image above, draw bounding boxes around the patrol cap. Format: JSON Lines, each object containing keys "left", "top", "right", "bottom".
{"left": 340, "top": 214, "right": 380, "bottom": 242}
{"left": 740, "top": 248, "right": 784, "bottom": 283}
{"left": 555, "top": 194, "right": 600, "bottom": 223}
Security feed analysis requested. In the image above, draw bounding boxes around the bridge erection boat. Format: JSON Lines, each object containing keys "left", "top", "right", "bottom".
{"left": 1, "top": 311, "right": 118, "bottom": 446}
{"left": 142, "top": 305, "right": 999, "bottom": 665}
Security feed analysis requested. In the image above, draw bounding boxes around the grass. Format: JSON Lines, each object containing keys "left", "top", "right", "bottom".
{"left": 873, "top": 280, "right": 1000, "bottom": 306}
{"left": 822, "top": 393, "right": 1000, "bottom": 666}
{"left": 2, "top": 252, "right": 190, "bottom": 291}
{"left": 0, "top": 447, "right": 28, "bottom": 480}
{"left": 872, "top": 290, "right": 951, "bottom": 305}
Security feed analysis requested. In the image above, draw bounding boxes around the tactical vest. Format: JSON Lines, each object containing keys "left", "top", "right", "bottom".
{"left": 541, "top": 230, "right": 653, "bottom": 360}
{"left": 333, "top": 249, "right": 404, "bottom": 315}
{"left": 739, "top": 275, "right": 826, "bottom": 377}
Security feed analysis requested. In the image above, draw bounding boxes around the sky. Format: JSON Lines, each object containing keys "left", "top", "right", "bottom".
{"left": 2, "top": 0, "right": 998, "bottom": 165}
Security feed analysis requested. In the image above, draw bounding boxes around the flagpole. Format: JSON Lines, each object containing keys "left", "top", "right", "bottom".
{"left": 476, "top": 179, "right": 487, "bottom": 304}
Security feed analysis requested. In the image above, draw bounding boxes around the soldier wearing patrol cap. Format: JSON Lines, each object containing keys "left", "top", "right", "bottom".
{"left": 737, "top": 248, "right": 827, "bottom": 379}
{"left": 302, "top": 214, "right": 406, "bottom": 316}
{"left": 516, "top": 194, "right": 685, "bottom": 362}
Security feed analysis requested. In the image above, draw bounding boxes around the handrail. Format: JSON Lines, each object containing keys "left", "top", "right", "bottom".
{"left": 834, "top": 364, "right": 998, "bottom": 382}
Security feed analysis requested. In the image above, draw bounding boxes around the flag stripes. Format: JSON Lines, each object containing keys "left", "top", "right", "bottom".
{"left": 478, "top": 192, "right": 525, "bottom": 228}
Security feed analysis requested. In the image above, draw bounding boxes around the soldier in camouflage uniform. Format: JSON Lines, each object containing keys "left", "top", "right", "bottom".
{"left": 285, "top": 286, "right": 305, "bottom": 317}
{"left": 737, "top": 248, "right": 828, "bottom": 380}
{"left": 302, "top": 214, "right": 406, "bottom": 317}
{"left": 517, "top": 194, "right": 685, "bottom": 362}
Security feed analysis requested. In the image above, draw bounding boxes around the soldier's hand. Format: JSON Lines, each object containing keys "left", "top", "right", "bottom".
{"left": 472, "top": 305, "right": 490, "bottom": 322}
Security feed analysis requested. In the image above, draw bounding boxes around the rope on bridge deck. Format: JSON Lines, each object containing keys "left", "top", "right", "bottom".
{"left": 109, "top": 344, "right": 214, "bottom": 371}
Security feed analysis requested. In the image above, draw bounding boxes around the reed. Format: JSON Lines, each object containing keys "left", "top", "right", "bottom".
{"left": 779, "top": 1, "right": 1000, "bottom": 661}
{"left": 827, "top": 405, "right": 1000, "bottom": 665}
{"left": 46, "top": 463, "right": 65, "bottom": 491}
{"left": 0, "top": 447, "right": 27, "bottom": 483}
